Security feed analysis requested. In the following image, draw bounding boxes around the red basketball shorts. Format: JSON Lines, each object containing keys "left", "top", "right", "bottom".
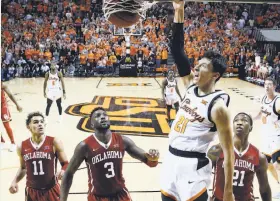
{"left": 25, "top": 183, "right": 60, "bottom": 201}
{"left": 88, "top": 188, "right": 132, "bottom": 201}
{"left": 1, "top": 103, "right": 11, "bottom": 122}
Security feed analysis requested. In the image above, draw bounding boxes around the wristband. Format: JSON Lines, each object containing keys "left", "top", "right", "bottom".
{"left": 60, "top": 161, "right": 69, "bottom": 171}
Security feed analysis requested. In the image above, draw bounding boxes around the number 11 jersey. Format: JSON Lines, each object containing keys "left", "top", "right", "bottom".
{"left": 84, "top": 133, "right": 126, "bottom": 196}
{"left": 21, "top": 135, "right": 57, "bottom": 189}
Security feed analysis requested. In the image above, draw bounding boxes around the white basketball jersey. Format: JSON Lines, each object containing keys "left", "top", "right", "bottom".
{"left": 165, "top": 78, "right": 177, "bottom": 96}
{"left": 169, "top": 85, "right": 230, "bottom": 153}
{"left": 47, "top": 72, "right": 61, "bottom": 91}
{"left": 260, "top": 95, "right": 280, "bottom": 137}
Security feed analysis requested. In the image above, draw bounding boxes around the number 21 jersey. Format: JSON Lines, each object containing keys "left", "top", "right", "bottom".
{"left": 84, "top": 133, "right": 125, "bottom": 196}
{"left": 169, "top": 85, "right": 230, "bottom": 153}
{"left": 213, "top": 144, "right": 260, "bottom": 201}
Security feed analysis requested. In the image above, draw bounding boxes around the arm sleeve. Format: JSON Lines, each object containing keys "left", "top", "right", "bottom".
{"left": 171, "top": 23, "right": 191, "bottom": 77}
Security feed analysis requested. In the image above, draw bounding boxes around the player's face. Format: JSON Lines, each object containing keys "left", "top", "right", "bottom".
{"left": 233, "top": 114, "right": 252, "bottom": 137}
{"left": 91, "top": 109, "right": 110, "bottom": 130}
{"left": 193, "top": 58, "right": 219, "bottom": 87}
{"left": 28, "top": 116, "right": 45, "bottom": 135}
{"left": 50, "top": 65, "right": 56, "bottom": 70}
{"left": 264, "top": 80, "right": 276, "bottom": 94}
{"left": 167, "top": 72, "right": 174, "bottom": 80}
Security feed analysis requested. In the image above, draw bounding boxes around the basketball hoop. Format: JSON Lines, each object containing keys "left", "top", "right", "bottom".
{"left": 103, "top": 0, "right": 157, "bottom": 20}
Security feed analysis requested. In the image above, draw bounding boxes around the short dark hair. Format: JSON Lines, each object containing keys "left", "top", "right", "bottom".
{"left": 234, "top": 112, "right": 253, "bottom": 127}
{"left": 265, "top": 77, "right": 277, "bottom": 86}
{"left": 26, "top": 112, "right": 44, "bottom": 126}
{"left": 203, "top": 50, "right": 227, "bottom": 82}
{"left": 90, "top": 107, "right": 106, "bottom": 119}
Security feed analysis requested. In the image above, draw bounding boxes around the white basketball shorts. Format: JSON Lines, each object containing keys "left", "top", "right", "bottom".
{"left": 160, "top": 148, "right": 212, "bottom": 201}
{"left": 47, "top": 89, "right": 62, "bottom": 101}
{"left": 165, "top": 94, "right": 179, "bottom": 106}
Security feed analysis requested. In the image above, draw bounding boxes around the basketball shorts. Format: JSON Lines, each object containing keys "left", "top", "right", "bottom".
{"left": 25, "top": 183, "right": 60, "bottom": 201}
{"left": 47, "top": 89, "right": 62, "bottom": 101}
{"left": 261, "top": 134, "right": 280, "bottom": 163}
{"left": 1, "top": 104, "right": 11, "bottom": 122}
{"left": 160, "top": 146, "right": 211, "bottom": 201}
{"left": 165, "top": 94, "right": 179, "bottom": 106}
{"left": 88, "top": 188, "right": 132, "bottom": 201}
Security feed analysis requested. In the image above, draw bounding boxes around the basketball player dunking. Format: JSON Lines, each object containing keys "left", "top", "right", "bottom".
{"left": 208, "top": 113, "right": 271, "bottom": 201}
{"left": 9, "top": 112, "right": 69, "bottom": 201}
{"left": 60, "top": 107, "right": 159, "bottom": 201}
{"left": 43, "top": 64, "right": 66, "bottom": 122}
{"left": 160, "top": 2, "right": 234, "bottom": 201}
{"left": 1, "top": 82, "right": 23, "bottom": 151}
{"left": 162, "top": 70, "right": 182, "bottom": 124}
{"left": 254, "top": 77, "right": 280, "bottom": 198}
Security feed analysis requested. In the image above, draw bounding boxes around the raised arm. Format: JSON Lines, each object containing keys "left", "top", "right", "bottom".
{"left": 2, "top": 84, "right": 22, "bottom": 112}
{"left": 172, "top": 1, "right": 193, "bottom": 88}
{"left": 60, "top": 142, "right": 87, "bottom": 201}
{"left": 122, "top": 136, "right": 159, "bottom": 167}
{"left": 162, "top": 79, "right": 168, "bottom": 100}
{"left": 211, "top": 99, "right": 234, "bottom": 201}
{"left": 9, "top": 144, "right": 26, "bottom": 194}
{"left": 53, "top": 138, "right": 69, "bottom": 180}
{"left": 175, "top": 80, "right": 182, "bottom": 100}
{"left": 256, "top": 152, "right": 271, "bottom": 201}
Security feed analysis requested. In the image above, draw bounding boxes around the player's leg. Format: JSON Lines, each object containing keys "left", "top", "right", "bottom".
{"left": 0, "top": 134, "right": 5, "bottom": 150}
{"left": 174, "top": 102, "right": 179, "bottom": 113}
{"left": 272, "top": 150, "right": 280, "bottom": 198}
{"left": 2, "top": 121, "right": 16, "bottom": 151}
{"left": 56, "top": 98, "right": 63, "bottom": 122}
{"left": 166, "top": 105, "right": 172, "bottom": 122}
{"left": 1, "top": 135, "right": 5, "bottom": 143}
{"left": 46, "top": 98, "right": 53, "bottom": 117}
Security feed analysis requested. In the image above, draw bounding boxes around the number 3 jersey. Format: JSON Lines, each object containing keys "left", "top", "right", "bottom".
{"left": 84, "top": 133, "right": 126, "bottom": 196}
{"left": 21, "top": 136, "right": 57, "bottom": 189}
{"left": 169, "top": 85, "right": 230, "bottom": 153}
{"left": 213, "top": 144, "right": 260, "bottom": 201}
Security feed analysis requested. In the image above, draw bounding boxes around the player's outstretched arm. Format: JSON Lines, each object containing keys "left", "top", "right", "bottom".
{"left": 172, "top": 1, "right": 193, "bottom": 88}
{"left": 207, "top": 144, "right": 222, "bottom": 167}
{"left": 60, "top": 142, "right": 87, "bottom": 201}
{"left": 58, "top": 71, "right": 66, "bottom": 99}
{"left": 9, "top": 144, "right": 26, "bottom": 194}
{"left": 211, "top": 99, "right": 234, "bottom": 201}
{"left": 256, "top": 152, "right": 272, "bottom": 201}
{"left": 175, "top": 81, "right": 182, "bottom": 100}
{"left": 122, "top": 136, "right": 159, "bottom": 167}
{"left": 53, "top": 138, "right": 69, "bottom": 180}
{"left": 2, "top": 84, "right": 22, "bottom": 112}
{"left": 276, "top": 98, "right": 280, "bottom": 114}
{"left": 162, "top": 79, "right": 168, "bottom": 101}
{"left": 43, "top": 72, "right": 49, "bottom": 98}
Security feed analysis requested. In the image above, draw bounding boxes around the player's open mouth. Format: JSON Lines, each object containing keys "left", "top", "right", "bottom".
{"left": 236, "top": 127, "right": 243, "bottom": 130}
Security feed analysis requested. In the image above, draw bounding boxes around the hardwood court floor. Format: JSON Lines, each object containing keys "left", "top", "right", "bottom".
{"left": 0, "top": 77, "right": 279, "bottom": 201}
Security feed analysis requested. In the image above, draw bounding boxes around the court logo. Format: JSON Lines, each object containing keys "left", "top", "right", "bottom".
{"left": 106, "top": 83, "right": 152, "bottom": 87}
{"left": 65, "top": 96, "right": 176, "bottom": 137}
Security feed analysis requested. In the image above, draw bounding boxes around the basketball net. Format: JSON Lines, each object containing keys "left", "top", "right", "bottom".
{"left": 103, "top": 0, "right": 157, "bottom": 20}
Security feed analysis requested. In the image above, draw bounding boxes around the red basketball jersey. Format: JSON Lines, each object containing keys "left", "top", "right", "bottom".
{"left": 21, "top": 135, "right": 57, "bottom": 189}
{"left": 213, "top": 144, "right": 260, "bottom": 201}
{"left": 84, "top": 133, "right": 126, "bottom": 196}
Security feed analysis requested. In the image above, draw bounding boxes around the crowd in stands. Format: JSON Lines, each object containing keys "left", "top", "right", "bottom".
{"left": 1, "top": 0, "right": 279, "bottom": 90}
{"left": 255, "top": 4, "right": 280, "bottom": 29}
